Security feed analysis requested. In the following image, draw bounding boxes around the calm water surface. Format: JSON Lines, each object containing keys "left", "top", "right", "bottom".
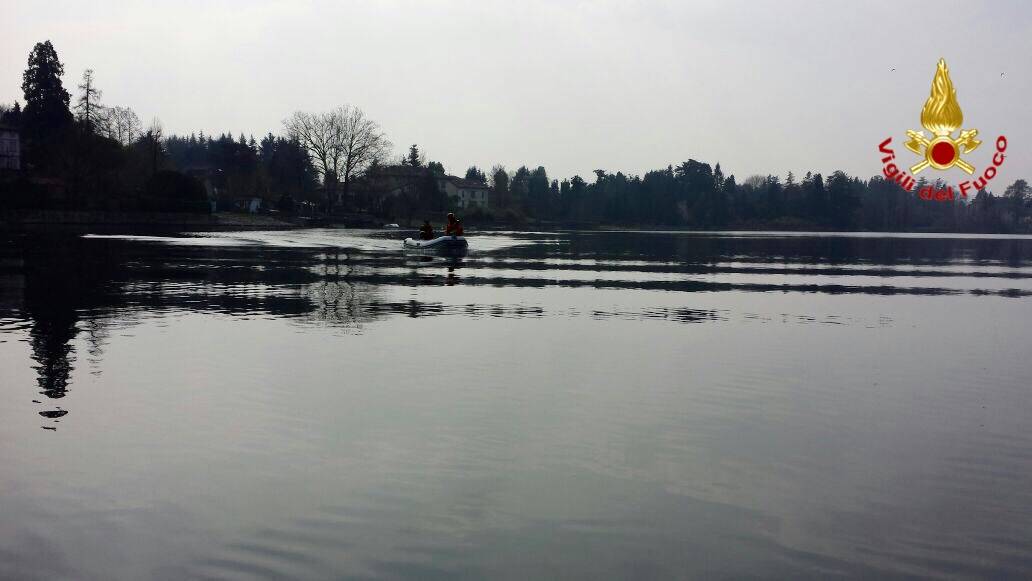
{"left": 2, "top": 229, "right": 1031, "bottom": 580}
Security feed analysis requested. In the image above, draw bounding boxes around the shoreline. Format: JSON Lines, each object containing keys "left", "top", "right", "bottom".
{"left": 0, "top": 210, "right": 303, "bottom": 233}
{"left": 3, "top": 210, "right": 1028, "bottom": 237}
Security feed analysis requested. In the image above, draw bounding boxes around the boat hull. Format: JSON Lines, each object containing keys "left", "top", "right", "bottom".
{"left": 403, "top": 236, "right": 468, "bottom": 251}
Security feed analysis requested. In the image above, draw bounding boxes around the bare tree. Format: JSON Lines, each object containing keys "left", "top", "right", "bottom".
{"left": 339, "top": 106, "right": 392, "bottom": 199}
{"left": 144, "top": 117, "right": 164, "bottom": 175}
{"left": 75, "top": 69, "right": 107, "bottom": 134}
{"left": 284, "top": 110, "right": 340, "bottom": 196}
{"left": 105, "top": 106, "right": 141, "bottom": 146}
{"left": 284, "top": 105, "right": 391, "bottom": 210}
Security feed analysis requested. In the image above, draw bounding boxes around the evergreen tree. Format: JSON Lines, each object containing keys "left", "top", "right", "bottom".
{"left": 21, "top": 40, "right": 73, "bottom": 170}
{"left": 709, "top": 176, "right": 730, "bottom": 227}
{"left": 406, "top": 144, "right": 422, "bottom": 167}
{"left": 510, "top": 166, "right": 531, "bottom": 211}
{"left": 568, "top": 175, "right": 587, "bottom": 221}
{"left": 0, "top": 101, "right": 22, "bottom": 126}
{"left": 763, "top": 175, "right": 783, "bottom": 219}
{"left": 528, "top": 166, "right": 550, "bottom": 216}
{"left": 723, "top": 174, "right": 737, "bottom": 197}
{"left": 826, "top": 170, "right": 858, "bottom": 229}
{"left": 804, "top": 173, "right": 826, "bottom": 223}
{"left": 559, "top": 179, "right": 572, "bottom": 219}
{"left": 490, "top": 165, "right": 510, "bottom": 209}
{"left": 464, "top": 166, "right": 487, "bottom": 183}
{"left": 22, "top": 41, "right": 72, "bottom": 131}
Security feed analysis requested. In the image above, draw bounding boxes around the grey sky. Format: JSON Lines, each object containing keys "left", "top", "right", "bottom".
{"left": 3, "top": 0, "right": 1031, "bottom": 186}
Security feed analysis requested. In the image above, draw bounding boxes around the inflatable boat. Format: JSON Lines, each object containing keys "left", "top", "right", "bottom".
{"left": 403, "top": 235, "right": 468, "bottom": 251}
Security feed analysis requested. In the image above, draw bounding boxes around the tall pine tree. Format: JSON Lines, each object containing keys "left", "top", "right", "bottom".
{"left": 21, "top": 40, "right": 73, "bottom": 170}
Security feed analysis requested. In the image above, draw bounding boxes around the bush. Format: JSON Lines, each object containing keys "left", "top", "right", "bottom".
{"left": 277, "top": 193, "right": 296, "bottom": 214}
{"left": 144, "top": 170, "right": 209, "bottom": 213}
{"left": 0, "top": 176, "right": 49, "bottom": 210}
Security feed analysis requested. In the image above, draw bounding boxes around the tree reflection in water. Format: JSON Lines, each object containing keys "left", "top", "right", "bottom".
{"left": 303, "top": 280, "right": 368, "bottom": 330}
{"left": 17, "top": 236, "right": 124, "bottom": 429}
{"left": 27, "top": 302, "right": 77, "bottom": 400}
{"left": 7, "top": 230, "right": 1032, "bottom": 434}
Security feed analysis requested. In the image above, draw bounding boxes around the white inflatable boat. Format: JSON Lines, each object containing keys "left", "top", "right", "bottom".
{"left": 403, "top": 235, "right": 468, "bottom": 251}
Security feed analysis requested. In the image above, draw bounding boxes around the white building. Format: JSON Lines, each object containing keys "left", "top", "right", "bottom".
{"left": 0, "top": 124, "right": 20, "bottom": 171}
{"left": 439, "top": 177, "right": 489, "bottom": 209}
{"left": 356, "top": 166, "right": 491, "bottom": 212}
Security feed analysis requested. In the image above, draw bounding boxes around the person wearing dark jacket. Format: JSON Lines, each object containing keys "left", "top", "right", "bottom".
{"left": 419, "top": 220, "right": 435, "bottom": 240}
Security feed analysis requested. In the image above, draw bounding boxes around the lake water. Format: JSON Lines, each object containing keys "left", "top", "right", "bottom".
{"left": 2, "top": 228, "right": 1032, "bottom": 580}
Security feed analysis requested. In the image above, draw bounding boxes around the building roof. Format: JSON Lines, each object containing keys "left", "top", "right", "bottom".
{"left": 356, "top": 166, "right": 490, "bottom": 195}
{"left": 373, "top": 165, "right": 433, "bottom": 178}
{"left": 367, "top": 166, "right": 488, "bottom": 187}
{"left": 447, "top": 177, "right": 489, "bottom": 189}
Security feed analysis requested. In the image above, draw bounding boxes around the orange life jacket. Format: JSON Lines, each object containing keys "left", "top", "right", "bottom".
{"left": 446, "top": 221, "right": 463, "bottom": 236}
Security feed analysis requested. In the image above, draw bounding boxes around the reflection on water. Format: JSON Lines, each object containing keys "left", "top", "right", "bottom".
{"left": 2, "top": 229, "right": 1032, "bottom": 578}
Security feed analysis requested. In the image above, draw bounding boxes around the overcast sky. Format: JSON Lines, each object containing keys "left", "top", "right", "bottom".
{"left": 3, "top": 0, "right": 1031, "bottom": 185}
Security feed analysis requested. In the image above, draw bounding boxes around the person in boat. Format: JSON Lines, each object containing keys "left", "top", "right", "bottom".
{"left": 444, "top": 213, "right": 464, "bottom": 237}
{"left": 419, "top": 220, "right": 435, "bottom": 240}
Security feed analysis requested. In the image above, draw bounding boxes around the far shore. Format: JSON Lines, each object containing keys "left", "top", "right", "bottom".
{"left": 3, "top": 210, "right": 1027, "bottom": 237}
{"left": 0, "top": 210, "right": 301, "bottom": 233}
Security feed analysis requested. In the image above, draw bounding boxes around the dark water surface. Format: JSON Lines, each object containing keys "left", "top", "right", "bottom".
{"left": 2, "top": 229, "right": 1032, "bottom": 580}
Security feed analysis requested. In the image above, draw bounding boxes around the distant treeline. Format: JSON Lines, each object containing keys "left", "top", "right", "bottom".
{"left": 164, "top": 132, "right": 317, "bottom": 209}
{"left": 482, "top": 163, "right": 1032, "bottom": 233}
{"left": 2, "top": 40, "right": 1030, "bottom": 232}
